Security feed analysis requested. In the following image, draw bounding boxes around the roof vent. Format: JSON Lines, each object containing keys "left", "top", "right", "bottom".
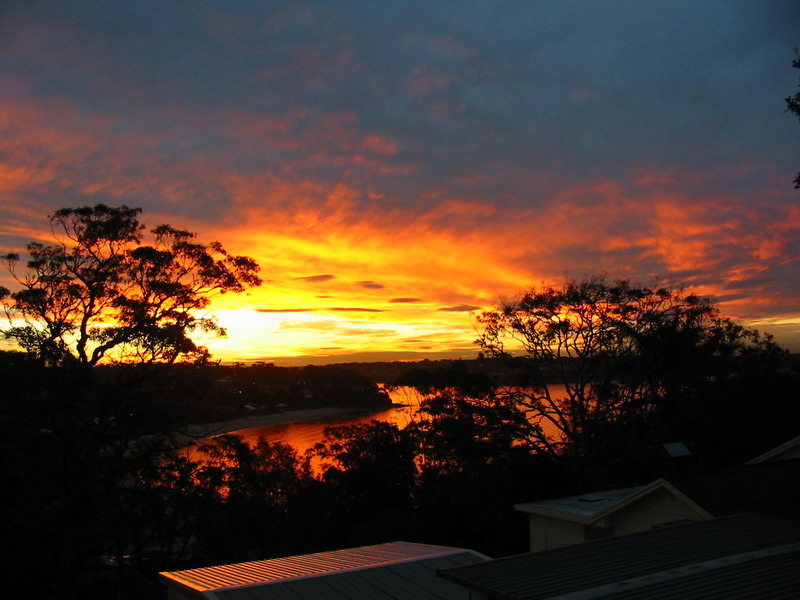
{"left": 663, "top": 442, "right": 692, "bottom": 458}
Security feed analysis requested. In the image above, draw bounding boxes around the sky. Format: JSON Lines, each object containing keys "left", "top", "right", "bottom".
{"left": 1, "top": 1, "right": 799, "bottom": 364}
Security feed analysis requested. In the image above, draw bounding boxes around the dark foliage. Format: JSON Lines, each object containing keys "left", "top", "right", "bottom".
{"left": 475, "top": 276, "right": 797, "bottom": 488}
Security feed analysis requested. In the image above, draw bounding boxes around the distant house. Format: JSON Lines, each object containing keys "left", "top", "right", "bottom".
{"left": 515, "top": 479, "right": 711, "bottom": 552}
{"left": 438, "top": 513, "right": 800, "bottom": 600}
{"left": 515, "top": 458, "right": 800, "bottom": 552}
{"left": 160, "top": 541, "right": 489, "bottom": 600}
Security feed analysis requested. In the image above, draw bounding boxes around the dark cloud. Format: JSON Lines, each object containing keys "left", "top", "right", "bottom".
{"left": 357, "top": 280, "right": 384, "bottom": 289}
{"left": 6, "top": 1, "right": 796, "bottom": 210}
{"left": 295, "top": 274, "right": 335, "bottom": 283}
{"left": 389, "top": 297, "right": 423, "bottom": 303}
{"left": 3, "top": 2, "right": 796, "bottom": 226}
{"left": 257, "top": 306, "right": 384, "bottom": 313}
{"left": 438, "top": 305, "right": 480, "bottom": 312}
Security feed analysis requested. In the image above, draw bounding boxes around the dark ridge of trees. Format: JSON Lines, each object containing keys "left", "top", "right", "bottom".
{"left": 124, "top": 361, "right": 393, "bottom": 424}
{"left": 328, "top": 359, "right": 468, "bottom": 384}
{"left": 320, "top": 356, "right": 545, "bottom": 385}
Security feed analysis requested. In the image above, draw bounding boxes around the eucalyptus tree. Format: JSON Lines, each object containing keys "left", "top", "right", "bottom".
{"left": 1, "top": 204, "right": 261, "bottom": 367}
{"left": 310, "top": 421, "right": 418, "bottom": 546}
{"left": 476, "top": 276, "right": 787, "bottom": 486}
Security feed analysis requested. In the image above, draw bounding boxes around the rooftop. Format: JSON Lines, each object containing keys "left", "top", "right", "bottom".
{"left": 438, "top": 514, "right": 800, "bottom": 600}
{"left": 746, "top": 434, "right": 800, "bottom": 464}
{"left": 161, "top": 541, "right": 489, "bottom": 599}
{"left": 514, "top": 486, "right": 641, "bottom": 522}
{"left": 671, "top": 457, "right": 800, "bottom": 519}
{"left": 515, "top": 458, "right": 800, "bottom": 526}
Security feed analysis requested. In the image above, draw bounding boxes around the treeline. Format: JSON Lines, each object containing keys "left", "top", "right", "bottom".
{"left": 183, "top": 361, "right": 392, "bottom": 418}
{"left": 28, "top": 360, "right": 391, "bottom": 430}
{"left": 327, "top": 356, "right": 566, "bottom": 385}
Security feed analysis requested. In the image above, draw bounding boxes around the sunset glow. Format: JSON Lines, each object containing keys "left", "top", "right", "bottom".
{"left": 1, "top": 2, "right": 799, "bottom": 362}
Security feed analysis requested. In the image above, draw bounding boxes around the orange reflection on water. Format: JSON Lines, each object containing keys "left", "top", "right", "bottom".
{"left": 218, "top": 405, "right": 411, "bottom": 454}
{"left": 179, "top": 384, "right": 575, "bottom": 489}
{"left": 182, "top": 387, "right": 423, "bottom": 480}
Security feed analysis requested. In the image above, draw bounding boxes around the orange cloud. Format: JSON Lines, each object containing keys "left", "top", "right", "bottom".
{"left": 3, "top": 87, "right": 799, "bottom": 361}
{"left": 359, "top": 134, "right": 399, "bottom": 156}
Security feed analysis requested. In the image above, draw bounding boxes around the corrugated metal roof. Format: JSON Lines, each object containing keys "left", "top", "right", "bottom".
{"left": 670, "top": 458, "right": 800, "bottom": 519}
{"left": 601, "top": 547, "right": 800, "bottom": 600}
{"left": 161, "top": 541, "right": 488, "bottom": 599}
{"left": 438, "top": 514, "right": 800, "bottom": 600}
{"left": 216, "top": 553, "right": 485, "bottom": 600}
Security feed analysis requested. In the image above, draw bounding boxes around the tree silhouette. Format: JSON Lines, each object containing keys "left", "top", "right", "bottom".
{"left": 310, "top": 421, "right": 417, "bottom": 545}
{"left": 1, "top": 204, "right": 261, "bottom": 366}
{"left": 476, "top": 276, "right": 787, "bottom": 487}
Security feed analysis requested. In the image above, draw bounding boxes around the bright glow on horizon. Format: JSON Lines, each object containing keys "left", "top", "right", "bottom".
{"left": 203, "top": 306, "right": 482, "bottom": 363}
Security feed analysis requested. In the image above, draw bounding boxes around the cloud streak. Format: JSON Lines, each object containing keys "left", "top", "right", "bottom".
{"left": 294, "top": 274, "right": 336, "bottom": 283}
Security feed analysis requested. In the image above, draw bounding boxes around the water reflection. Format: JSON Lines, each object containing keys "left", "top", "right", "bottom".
{"left": 221, "top": 386, "right": 424, "bottom": 453}
{"left": 213, "top": 384, "right": 568, "bottom": 454}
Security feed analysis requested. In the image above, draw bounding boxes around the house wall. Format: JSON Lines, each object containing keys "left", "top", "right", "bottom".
{"left": 611, "top": 487, "right": 709, "bottom": 536}
{"left": 527, "top": 487, "right": 710, "bottom": 552}
{"left": 529, "top": 515, "right": 586, "bottom": 552}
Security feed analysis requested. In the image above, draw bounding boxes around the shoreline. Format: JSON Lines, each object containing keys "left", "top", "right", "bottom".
{"left": 180, "top": 406, "right": 386, "bottom": 441}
